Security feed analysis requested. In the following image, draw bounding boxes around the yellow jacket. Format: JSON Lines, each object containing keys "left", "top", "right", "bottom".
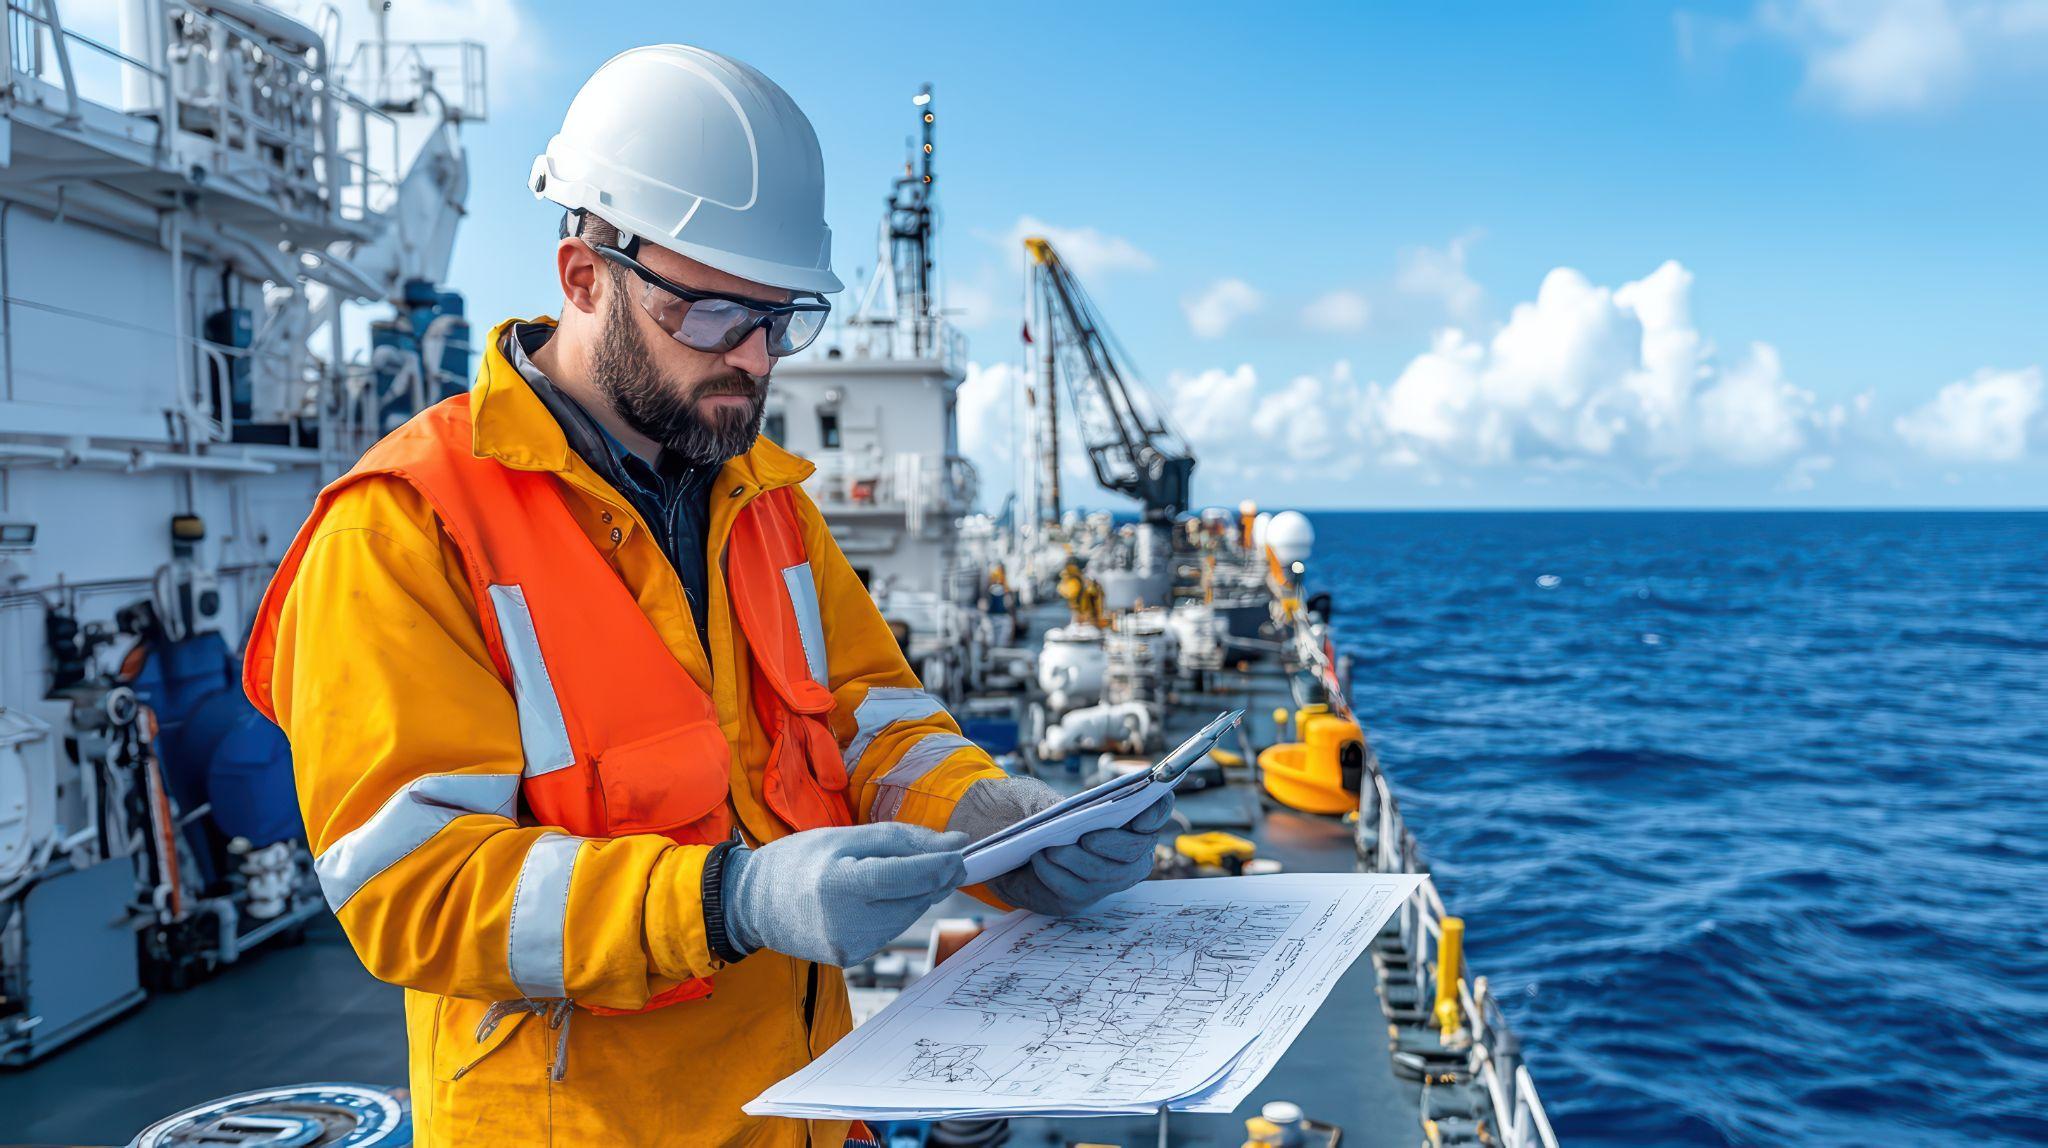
{"left": 257, "top": 319, "right": 1003, "bottom": 1145}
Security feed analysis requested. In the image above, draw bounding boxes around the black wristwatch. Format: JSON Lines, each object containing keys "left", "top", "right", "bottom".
{"left": 701, "top": 840, "right": 749, "bottom": 964}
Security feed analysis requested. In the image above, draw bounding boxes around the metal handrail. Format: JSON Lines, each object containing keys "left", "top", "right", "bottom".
{"left": 8, "top": 0, "right": 80, "bottom": 125}
{"left": 808, "top": 449, "right": 976, "bottom": 521}
{"left": 4, "top": 0, "right": 404, "bottom": 230}
{"left": 1282, "top": 593, "right": 1562, "bottom": 1148}
{"left": 338, "top": 39, "right": 487, "bottom": 122}
{"left": 835, "top": 314, "right": 968, "bottom": 374}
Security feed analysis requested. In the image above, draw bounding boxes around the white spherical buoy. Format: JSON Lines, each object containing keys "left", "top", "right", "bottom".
{"left": 1261, "top": 1100, "right": 1305, "bottom": 1127}
{"left": 1266, "top": 510, "right": 1315, "bottom": 565}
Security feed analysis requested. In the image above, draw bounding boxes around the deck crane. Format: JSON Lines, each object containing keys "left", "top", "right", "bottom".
{"left": 1025, "top": 237, "right": 1196, "bottom": 525}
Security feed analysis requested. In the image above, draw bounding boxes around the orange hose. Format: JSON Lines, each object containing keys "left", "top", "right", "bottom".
{"left": 144, "top": 750, "right": 182, "bottom": 919}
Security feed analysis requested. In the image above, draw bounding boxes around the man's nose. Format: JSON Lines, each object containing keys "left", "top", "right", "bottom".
{"left": 724, "top": 326, "right": 772, "bottom": 377}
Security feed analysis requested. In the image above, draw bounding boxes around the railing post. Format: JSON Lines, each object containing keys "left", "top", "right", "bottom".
{"left": 321, "top": 43, "right": 340, "bottom": 223}
{"left": 35, "top": 0, "right": 81, "bottom": 125}
{"left": 4, "top": 1, "right": 16, "bottom": 114}
{"left": 1492, "top": 1024, "right": 1523, "bottom": 1142}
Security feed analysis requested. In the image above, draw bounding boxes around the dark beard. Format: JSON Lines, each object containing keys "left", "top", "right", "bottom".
{"left": 591, "top": 285, "right": 769, "bottom": 466}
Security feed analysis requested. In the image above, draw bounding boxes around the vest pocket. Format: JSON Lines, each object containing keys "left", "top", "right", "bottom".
{"left": 762, "top": 716, "right": 854, "bottom": 832}
{"left": 592, "top": 721, "right": 731, "bottom": 838}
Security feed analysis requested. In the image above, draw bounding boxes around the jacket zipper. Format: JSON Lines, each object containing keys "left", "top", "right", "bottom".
{"left": 802, "top": 961, "right": 819, "bottom": 1037}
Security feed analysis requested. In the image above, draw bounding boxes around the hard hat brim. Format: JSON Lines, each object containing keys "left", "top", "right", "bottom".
{"left": 649, "top": 229, "right": 844, "bottom": 297}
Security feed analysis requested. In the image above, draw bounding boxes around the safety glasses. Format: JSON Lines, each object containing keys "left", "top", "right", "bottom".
{"left": 595, "top": 245, "right": 831, "bottom": 358}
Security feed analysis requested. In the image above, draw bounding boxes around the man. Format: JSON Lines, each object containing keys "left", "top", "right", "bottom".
{"left": 242, "top": 46, "right": 1172, "bottom": 1147}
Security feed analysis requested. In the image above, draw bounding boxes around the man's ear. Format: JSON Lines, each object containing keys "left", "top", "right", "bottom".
{"left": 558, "top": 238, "right": 605, "bottom": 315}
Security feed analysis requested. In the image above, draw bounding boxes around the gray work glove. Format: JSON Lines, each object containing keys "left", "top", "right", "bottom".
{"left": 947, "top": 776, "right": 1175, "bottom": 918}
{"left": 722, "top": 822, "right": 967, "bottom": 967}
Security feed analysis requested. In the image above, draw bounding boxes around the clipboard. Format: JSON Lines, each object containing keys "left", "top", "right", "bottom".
{"left": 960, "top": 709, "right": 1245, "bottom": 887}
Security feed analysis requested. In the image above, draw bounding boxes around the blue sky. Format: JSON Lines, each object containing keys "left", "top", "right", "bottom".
{"left": 371, "top": 0, "right": 2045, "bottom": 509}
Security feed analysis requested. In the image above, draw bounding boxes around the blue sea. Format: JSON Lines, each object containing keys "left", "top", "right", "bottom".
{"left": 1314, "top": 511, "right": 2048, "bottom": 1147}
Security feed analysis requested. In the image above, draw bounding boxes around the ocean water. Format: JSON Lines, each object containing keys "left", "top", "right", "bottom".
{"left": 1313, "top": 511, "right": 2048, "bottom": 1147}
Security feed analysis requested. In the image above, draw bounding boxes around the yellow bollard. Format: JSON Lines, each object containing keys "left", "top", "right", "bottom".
{"left": 1433, "top": 916, "right": 1465, "bottom": 1039}
{"left": 1292, "top": 702, "right": 1329, "bottom": 742}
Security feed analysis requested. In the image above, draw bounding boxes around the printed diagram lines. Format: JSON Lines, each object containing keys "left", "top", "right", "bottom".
{"left": 899, "top": 1041, "right": 993, "bottom": 1085}
{"left": 868, "top": 900, "right": 1308, "bottom": 1097}
{"left": 747, "top": 874, "right": 1427, "bottom": 1122}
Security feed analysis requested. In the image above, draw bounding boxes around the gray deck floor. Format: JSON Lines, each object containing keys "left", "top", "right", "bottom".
{"left": 0, "top": 918, "right": 405, "bottom": 1145}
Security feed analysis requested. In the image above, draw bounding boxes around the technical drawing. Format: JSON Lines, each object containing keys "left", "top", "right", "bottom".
{"left": 749, "top": 875, "right": 1426, "bottom": 1121}
{"left": 898, "top": 1041, "right": 994, "bottom": 1085}
{"left": 872, "top": 900, "right": 1310, "bottom": 1098}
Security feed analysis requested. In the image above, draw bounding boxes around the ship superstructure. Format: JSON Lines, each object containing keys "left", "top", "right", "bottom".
{"left": 773, "top": 85, "right": 989, "bottom": 703}
{"left": 0, "top": 0, "right": 480, "bottom": 1065}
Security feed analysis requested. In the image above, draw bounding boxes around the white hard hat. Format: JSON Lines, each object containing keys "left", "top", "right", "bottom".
{"left": 530, "top": 45, "right": 843, "bottom": 295}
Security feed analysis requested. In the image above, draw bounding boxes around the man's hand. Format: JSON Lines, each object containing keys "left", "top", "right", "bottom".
{"left": 947, "top": 776, "right": 1176, "bottom": 918}
{"left": 722, "top": 822, "right": 967, "bottom": 967}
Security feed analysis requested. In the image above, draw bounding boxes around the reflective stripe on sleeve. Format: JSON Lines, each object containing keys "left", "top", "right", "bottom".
{"left": 508, "top": 833, "right": 584, "bottom": 999}
{"left": 869, "top": 732, "right": 976, "bottom": 821}
{"left": 844, "top": 687, "right": 947, "bottom": 774}
{"left": 781, "top": 562, "right": 829, "bottom": 685}
{"left": 487, "top": 584, "right": 576, "bottom": 778}
{"left": 314, "top": 772, "right": 521, "bottom": 912}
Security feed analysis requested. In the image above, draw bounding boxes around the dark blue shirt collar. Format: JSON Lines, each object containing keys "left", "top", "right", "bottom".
{"left": 500, "top": 322, "right": 719, "bottom": 644}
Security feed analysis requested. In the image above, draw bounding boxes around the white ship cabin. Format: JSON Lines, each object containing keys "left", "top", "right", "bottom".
{"left": 771, "top": 313, "right": 976, "bottom": 601}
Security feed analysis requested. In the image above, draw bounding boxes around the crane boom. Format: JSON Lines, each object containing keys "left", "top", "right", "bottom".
{"left": 1025, "top": 237, "right": 1195, "bottom": 523}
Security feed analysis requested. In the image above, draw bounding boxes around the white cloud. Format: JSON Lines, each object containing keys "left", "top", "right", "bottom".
{"left": 1781, "top": 454, "right": 1838, "bottom": 491}
{"left": 1757, "top": 0, "right": 2048, "bottom": 113}
{"left": 957, "top": 361, "right": 1023, "bottom": 472}
{"left": 1893, "top": 366, "right": 2043, "bottom": 460}
{"left": 1167, "top": 260, "right": 1866, "bottom": 489}
{"left": 959, "top": 359, "right": 1119, "bottom": 512}
{"left": 1182, "top": 279, "right": 1263, "bottom": 339}
{"left": 1396, "top": 232, "right": 1484, "bottom": 320}
{"left": 943, "top": 270, "right": 999, "bottom": 331}
{"left": 1167, "top": 361, "right": 1369, "bottom": 484}
{"left": 1248, "top": 361, "right": 1362, "bottom": 464}
{"left": 1167, "top": 364, "right": 1261, "bottom": 446}
{"left": 1367, "top": 262, "right": 1832, "bottom": 470}
{"left": 996, "top": 216, "right": 1155, "bottom": 279}
{"left": 1696, "top": 343, "right": 1817, "bottom": 464}
{"left": 1303, "top": 290, "right": 1372, "bottom": 333}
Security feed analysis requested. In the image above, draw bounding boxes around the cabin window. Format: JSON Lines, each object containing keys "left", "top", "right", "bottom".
{"left": 764, "top": 411, "right": 786, "bottom": 444}
{"left": 819, "top": 410, "right": 841, "bottom": 449}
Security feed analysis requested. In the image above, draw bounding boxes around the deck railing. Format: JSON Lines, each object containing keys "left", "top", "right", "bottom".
{"left": 807, "top": 450, "right": 977, "bottom": 531}
{"left": 825, "top": 315, "right": 968, "bottom": 375}
{"left": 3, "top": 0, "right": 410, "bottom": 232}
{"left": 1290, "top": 608, "right": 1562, "bottom": 1148}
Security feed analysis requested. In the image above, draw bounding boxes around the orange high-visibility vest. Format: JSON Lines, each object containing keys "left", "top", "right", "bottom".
{"left": 244, "top": 394, "right": 854, "bottom": 1011}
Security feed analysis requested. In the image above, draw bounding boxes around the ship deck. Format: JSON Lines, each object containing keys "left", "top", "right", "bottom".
{"left": 998, "top": 599, "right": 1418, "bottom": 1147}
{"left": 1, "top": 602, "right": 1423, "bottom": 1147}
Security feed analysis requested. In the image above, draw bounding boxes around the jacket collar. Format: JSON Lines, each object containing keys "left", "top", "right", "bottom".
{"left": 470, "top": 316, "right": 816, "bottom": 493}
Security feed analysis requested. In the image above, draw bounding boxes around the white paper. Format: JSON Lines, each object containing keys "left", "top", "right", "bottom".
{"left": 960, "top": 776, "right": 1171, "bottom": 885}
{"left": 746, "top": 873, "right": 1423, "bottom": 1121}
{"left": 958, "top": 710, "right": 1241, "bottom": 886}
